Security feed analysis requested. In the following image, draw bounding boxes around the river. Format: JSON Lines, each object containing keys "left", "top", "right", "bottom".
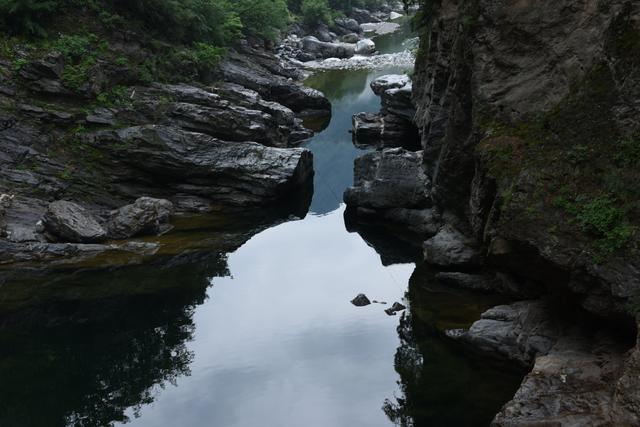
{"left": 0, "top": 22, "right": 524, "bottom": 427}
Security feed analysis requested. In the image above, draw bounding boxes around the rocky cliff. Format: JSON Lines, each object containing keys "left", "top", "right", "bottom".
{"left": 346, "top": 0, "right": 640, "bottom": 423}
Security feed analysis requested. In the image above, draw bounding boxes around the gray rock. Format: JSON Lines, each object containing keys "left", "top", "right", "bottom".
{"left": 341, "top": 33, "right": 360, "bottom": 43}
{"left": 355, "top": 39, "right": 376, "bottom": 55}
{"left": 107, "top": 197, "right": 174, "bottom": 239}
{"left": 301, "top": 36, "right": 355, "bottom": 59}
{"left": 352, "top": 112, "right": 418, "bottom": 148}
{"left": 351, "top": 293, "right": 371, "bottom": 306}
{"left": 344, "top": 148, "right": 430, "bottom": 210}
{"left": 447, "top": 300, "right": 558, "bottom": 366}
{"left": 334, "top": 17, "right": 361, "bottom": 34}
{"left": 423, "top": 225, "right": 483, "bottom": 268}
{"left": 350, "top": 8, "right": 382, "bottom": 24}
{"left": 370, "top": 74, "right": 411, "bottom": 95}
{"left": 385, "top": 301, "right": 407, "bottom": 315}
{"left": 88, "top": 125, "right": 314, "bottom": 206}
{"left": 42, "top": 201, "right": 107, "bottom": 243}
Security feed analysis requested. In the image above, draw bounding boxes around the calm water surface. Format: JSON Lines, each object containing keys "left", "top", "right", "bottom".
{"left": 0, "top": 27, "right": 524, "bottom": 427}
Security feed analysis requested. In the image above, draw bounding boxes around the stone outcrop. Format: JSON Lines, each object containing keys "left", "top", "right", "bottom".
{"left": 0, "top": 37, "right": 323, "bottom": 266}
{"left": 43, "top": 201, "right": 107, "bottom": 243}
{"left": 106, "top": 197, "right": 174, "bottom": 239}
{"left": 344, "top": 149, "right": 440, "bottom": 237}
{"left": 352, "top": 74, "right": 419, "bottom": 148}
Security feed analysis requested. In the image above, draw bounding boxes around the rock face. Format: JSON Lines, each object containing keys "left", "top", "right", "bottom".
{"left": 43, "top": 201, "right": 107, "bottom": 243}
{"left": 345, "top": 148, "right": 429, "bottom": 210}
{"left": 107, "top": 197, "right": 174, "bottom": 239}
{"left": 423, "top": 226, "right": 483, "bottom": 269}
{"left": 344, "top": 149, "right": 439, "bottom": 237}
{"left": 352, "top": 74, "right": 419, "bottom": 148}
{"left": 0, "top": 40, "right": 323, "bottom": 266}
{"left": 88, "top": 125, "right": 314, "bottom": 207}
{"left": 449, "top": 300, "right": 639, "bottom": 425}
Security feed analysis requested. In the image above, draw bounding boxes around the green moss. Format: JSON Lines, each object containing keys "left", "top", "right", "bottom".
{"left": 477, "top": 49, "right": 640, "bottom": 259}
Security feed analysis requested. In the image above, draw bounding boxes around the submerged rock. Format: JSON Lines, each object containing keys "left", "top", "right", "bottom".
{"left": 107, "top": 197, "right": 174, "bottom": 239}
{"left": 42, "top": 201, "right": 106, "bottom": 243}
{"left": 351, "top": 293, "right": 371, "bottom": 306}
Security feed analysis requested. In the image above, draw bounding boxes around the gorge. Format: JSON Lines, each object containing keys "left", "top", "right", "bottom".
{"left": 1, "top": 0, "right": 639, "bottom": 426}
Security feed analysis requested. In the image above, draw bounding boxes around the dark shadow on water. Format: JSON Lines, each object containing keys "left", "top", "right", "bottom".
{"left": 382, "top": 264, "right": 526, "bottom": 427}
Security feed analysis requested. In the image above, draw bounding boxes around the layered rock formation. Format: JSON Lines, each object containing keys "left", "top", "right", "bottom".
{"left": 346, "top": 0, "right": 640, "bottom": 423}
{"left": 0, "top": 38, "right": 326, "bottom": 266}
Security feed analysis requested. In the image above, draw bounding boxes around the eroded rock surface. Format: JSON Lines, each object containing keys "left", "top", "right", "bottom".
{"left": 43, "top": 201, "right": 106, "bottom": 243}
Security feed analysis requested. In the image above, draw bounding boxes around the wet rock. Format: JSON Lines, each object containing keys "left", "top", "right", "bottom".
{"left": 351, "top": 293, "right": 371, "bottom": 306}
{"left": 301, "top": 36, "right": 355, "bottom": 59}
{"left": 389, "top": 11, "right": 403, "bottom": 20}
{"left": 107, "top": 197, "right": 174, "bottom": 239}
{"left": 386, "top": 302, "right": 407, "bottom": 315}
{"left": 423, "top": 226, "right": 483, "bottom": 269}
{"left": 42, "top": 201, "right": 107, "bottom": 243}
{"left": 344, "top": 148, "right": 430, "bottom": 210}
{"left": 355, "top": 39, "right": 376, "bottom": 55}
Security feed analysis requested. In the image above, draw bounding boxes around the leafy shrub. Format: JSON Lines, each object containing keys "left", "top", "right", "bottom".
{"left": 0, "top": 0, "right": 59, "bottom": 36}
{"left": 234, "top": 0, "right": 290, "bottom": 42}
{"left": 300, "top": 0, "right": 331, "bottom": 27}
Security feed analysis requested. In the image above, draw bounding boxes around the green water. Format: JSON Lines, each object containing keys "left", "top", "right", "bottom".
{"left": 0, "top": 26, "right": 524, "bottom": 427}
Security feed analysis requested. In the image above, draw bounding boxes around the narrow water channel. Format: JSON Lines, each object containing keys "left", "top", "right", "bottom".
{"left": 0, "top": 26, "right": 524, "bottom": 427}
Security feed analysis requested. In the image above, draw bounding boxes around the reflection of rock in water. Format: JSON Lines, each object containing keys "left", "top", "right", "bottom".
{"left": 344, "top": 208, "right": 422, "bottom": 266}
{"left": 382, "top": 264, "right": 526, "bottom": 426}
{"left": 0, "top": 210, "right": 292, "bottom": 426}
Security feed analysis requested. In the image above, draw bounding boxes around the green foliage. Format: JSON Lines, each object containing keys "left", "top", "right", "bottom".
{"left": 0, "top": 0, "right": 59, "bottom": 36}
{"left": 96, "top": 85, "right": 132, "bottom": 108}
{"left": 554, "top": 194, "right": 636, "bottom": 257}
{"left": 234, "top": 0, "right": 290, "bottom": 41}
{"left": 114, "top": 0, "right": 242, "bottom": 45}
{"left": 51, "top": 34, "right": 95, "bottom": 59}
{"left": 300, "top": 0, "right": 331, "bottom": 27}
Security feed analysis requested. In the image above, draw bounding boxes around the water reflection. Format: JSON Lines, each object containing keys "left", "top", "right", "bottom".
{"left": 382, "top": 265, "right": 525, "bottom": 427}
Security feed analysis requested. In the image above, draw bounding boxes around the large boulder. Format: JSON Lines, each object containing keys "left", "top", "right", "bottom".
{"left": 370, "top": 74, "right": 414, "bottom": 120}
{"left": 422, "top": 225, "right": 483, "bottom": 268}
{"left": 352, "top": 112, "right": 419, "bottom": 148}
{"left": 42, "top": 201, "right": 107, "bottom": 243}
{"left": 107, "top": 197, "right": 174, "bottom": 239}
{"left": 301, "top": 36, "right": 356, "bottom": 59}
{"left": 355, "top": 39, "right": 376, "bottom": 55}
{"left": 344, "top": 148, "right": 430, "bottom": 210}
{"left": 88, "top": 125, "right": 314, "bottom": 206}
